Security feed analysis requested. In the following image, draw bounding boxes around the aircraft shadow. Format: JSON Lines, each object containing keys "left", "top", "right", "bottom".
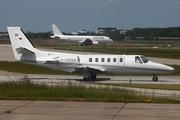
{"left": 76, "top": 78, "right": 111, "bottom": 82}
{"left": 28, "top": 77, "right": 172, "bottom": 83}
{"left": 28, "top": 77, "right": 111, "bottom": 82}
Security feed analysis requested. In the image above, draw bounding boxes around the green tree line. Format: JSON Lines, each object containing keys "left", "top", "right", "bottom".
{"left": 2, "top": 27, "right": 180, "bottom": 41}
{"left": 26, "top": 31, "right": 52, "bottom": 39}
{"left": 125, "top": 27, "right": 180, "bottom": 40}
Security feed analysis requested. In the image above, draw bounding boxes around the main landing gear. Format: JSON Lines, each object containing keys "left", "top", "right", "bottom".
{"left": 152, "top": 74, "right": 158, "bottom": 82}
{"left": 83, "top": 73, "right": 97, "bottom": 81}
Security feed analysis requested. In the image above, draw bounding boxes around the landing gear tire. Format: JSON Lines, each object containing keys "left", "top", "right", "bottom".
{"left": 83, "top": 76, "right": 90, "bottom": 81}
{"left": 90, "top": 73, "right": 97, "bottom": 80}
{"left": 152, "top": 75, "right": 158, "bottom": 82}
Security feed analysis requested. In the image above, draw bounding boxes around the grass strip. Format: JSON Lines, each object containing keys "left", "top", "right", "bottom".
{"left": 92, "top": 83, "right": 180, "bottom": 91}
{"left": 0, "top": 78, "right": 179, "bottom": 103}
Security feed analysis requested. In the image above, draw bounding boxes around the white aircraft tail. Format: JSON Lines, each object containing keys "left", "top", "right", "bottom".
{"left": 7, "top": 26, "right": 39, "bottom": 61}
{"left": 52, "top": 24, "right": 63, "bottom": 36}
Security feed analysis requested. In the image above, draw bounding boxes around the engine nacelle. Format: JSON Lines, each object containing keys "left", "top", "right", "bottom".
{"left": 92, "top": 41, "right": 98, "bottom": 45}
{"left": 79, "top": 39, "right": 98, "bottom": 46}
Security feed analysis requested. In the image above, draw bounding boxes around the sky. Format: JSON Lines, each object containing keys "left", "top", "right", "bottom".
{"left": 0, "top": 0, "right": 180, "bottom": 32}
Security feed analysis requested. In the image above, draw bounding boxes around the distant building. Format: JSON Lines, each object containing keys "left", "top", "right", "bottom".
{"left": 157, "top": 37, "right": 180, "bottom": 40}
{"left": 71, "top": 32, "right": 78, "bottom": 35}
{"left": 96, "top": 27, "right": 116, "bottom": 34}
{"left": 120, "top": 30, "right": 127, "bottom": 35}
{"left": 0, "top": 33, "right": 8, "bottom": 39}
{"left": 71, "top": 30, "right": 87, "bottom": 35}
{"left": 124, "top": 37, "right": 131, "bottom": 41}
{"left": 78, "top": 30, "right": 87, "bottom": 34}
{"left": 0, "top": 33, "right": 8, "bottom": 36}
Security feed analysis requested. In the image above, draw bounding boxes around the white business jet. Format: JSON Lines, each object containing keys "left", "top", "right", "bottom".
{"left": 50, "top": 24, "right": 113, "bottom": 46}
{"left": 7, "top": 26, "right": 174, "bottom": 81}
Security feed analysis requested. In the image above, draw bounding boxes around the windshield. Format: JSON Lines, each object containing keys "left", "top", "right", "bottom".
{"left": 141, "top": 56, "right": 149, "bottom": 63}
{"left": 135, "top": 56, "right": 143, "bottom": 63}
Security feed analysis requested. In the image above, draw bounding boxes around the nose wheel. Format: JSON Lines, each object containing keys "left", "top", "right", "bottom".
{"left": 152, "top": 74, "right": 158, "bottom": 82}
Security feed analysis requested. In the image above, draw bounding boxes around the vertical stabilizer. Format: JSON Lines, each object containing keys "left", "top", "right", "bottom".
{"left": 52, "top": 24, "right": 63, "bottom": 36}
{"left": 7, "top": 26, "right": 36, "bottom": 61}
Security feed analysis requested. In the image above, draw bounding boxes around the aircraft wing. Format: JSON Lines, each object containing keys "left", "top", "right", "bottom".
{"left": 78, "top": 39, "right": 98, "bottom": 46}
{"left": 75, "top": 64, "right": 106, "bottom": 73}
{"left": 78, "top": 39, "right": 92, "bottom": 43}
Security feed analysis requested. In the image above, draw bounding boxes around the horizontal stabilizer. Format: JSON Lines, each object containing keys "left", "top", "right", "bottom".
{"left": 16, "top": 47, "right": 35, "bottom": 55}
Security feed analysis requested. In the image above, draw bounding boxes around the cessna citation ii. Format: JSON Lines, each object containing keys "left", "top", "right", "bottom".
{"left": 50, "top": 24, "right": 113, "bottom": 46}
{"left": 7, "top": 26, "right": 174, "bottom": 81}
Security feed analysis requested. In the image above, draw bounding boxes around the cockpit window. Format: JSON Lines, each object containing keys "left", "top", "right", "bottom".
{"left": 135, "top": 56, "right": 143, "bottom": 63}
{"left": 141, "top": 56, "right": 149, "bottom": 63}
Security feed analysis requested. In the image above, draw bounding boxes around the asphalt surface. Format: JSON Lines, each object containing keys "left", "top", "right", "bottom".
{"left": 1, "top": 100, "right": 180, "bottom": 120}
{"left": 0, "top": 74, "right": 180, "bottom": 84}
{"left": 0, "top": 44, "right": 180, "bottom": 120}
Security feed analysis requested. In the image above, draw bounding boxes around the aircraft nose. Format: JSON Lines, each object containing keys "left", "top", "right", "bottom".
{"left": 162, "top": 64, "right": 174, "bottom": 73}
{"left": 110, "top": 39, "right": 113, "bottom": 42}
{"left": 151, "top": 62, "right": 174, "bottom": 73}
{"left": 50, "top": 36, "right": 55, "bottom": 38}
{"left": 166, "top": 66, "right": 174, "bottom": 72}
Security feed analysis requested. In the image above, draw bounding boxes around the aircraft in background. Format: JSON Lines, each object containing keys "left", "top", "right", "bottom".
{"left": 7, "top": 26, "right": 174, "bottom": 81}
{"left": 50, "top": 24, "right": 113, "bottom": 46}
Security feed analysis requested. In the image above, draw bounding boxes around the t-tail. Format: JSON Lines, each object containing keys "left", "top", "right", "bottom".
{"left": 7, "top": 26, "right": 41, "bottom": 62}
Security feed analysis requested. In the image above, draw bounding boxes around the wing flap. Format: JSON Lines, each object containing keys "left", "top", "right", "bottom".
{"left": 75, "top": 64, "right": 106, "bottom": 73}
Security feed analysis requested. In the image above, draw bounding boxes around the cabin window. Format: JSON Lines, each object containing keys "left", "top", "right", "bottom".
{"left": 95, "top": 58, "right": 98, "bottom": 62}
{"left": 135, "top": 56, "right": 142, "bottom": 63}
{"left": 89, "top": 58, "right": 92, "bottom": 62}
{"left": 113, "top": 58, "right": 116, "bottom": 62}
{"left": 77, "top": 56, "right": 80, "bottom": 62}
{"left": 120, "top": 58, "right": 123, "bottom": 62}
{"left": 101, "top": 58, "right": 105, "bottom": 62}
{"left": 107, "top": 58, "right": 110, "bottom": 62}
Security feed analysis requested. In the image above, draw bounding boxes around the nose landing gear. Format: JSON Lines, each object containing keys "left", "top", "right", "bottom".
{"left": 152, "top": 74, "right": 158, "bottom": 82}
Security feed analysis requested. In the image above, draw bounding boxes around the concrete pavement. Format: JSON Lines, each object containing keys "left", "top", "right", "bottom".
{"left": 0, "top": 73, "right": 180, "bottom": 84}
{"left": 0, "top": 100, "right": 180, "bottom": 120}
